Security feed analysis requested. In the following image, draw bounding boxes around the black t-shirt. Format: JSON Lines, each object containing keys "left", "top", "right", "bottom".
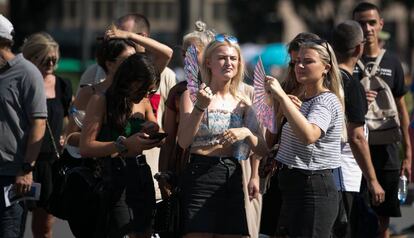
{"left": 353, "top": 50, "right": 407, "bottom": 98}
{"left": 353, "top": 50, "right": 406, "bottom": 170}
{"left": 341, "top": 69, "right": 367, "bottom": 124}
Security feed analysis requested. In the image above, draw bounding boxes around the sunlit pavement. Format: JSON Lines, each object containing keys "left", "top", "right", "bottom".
{"left": 23, "top": 184, "right": 414, "bottom": 238}
{"left": 389, "top": 183, "right": 414, "bottom": 237}
{"left": 24, "top": 216, "right": 74, "bottom": 238}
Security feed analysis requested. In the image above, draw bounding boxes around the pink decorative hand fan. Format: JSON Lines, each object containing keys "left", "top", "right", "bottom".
{"left": 253, "top": 57, "right": 276, "bottom": 133}
{"left": 184, "top": 45, "right": 199, "bottom": 103}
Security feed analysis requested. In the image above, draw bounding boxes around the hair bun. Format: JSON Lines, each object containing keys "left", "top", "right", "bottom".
{"left": 194, "top": 20, "right": 206, "bottom": 32}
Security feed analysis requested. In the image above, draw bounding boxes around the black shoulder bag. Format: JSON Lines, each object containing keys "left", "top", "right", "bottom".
{"left": 46, "top": 126, "right": 104, "bottom": 223}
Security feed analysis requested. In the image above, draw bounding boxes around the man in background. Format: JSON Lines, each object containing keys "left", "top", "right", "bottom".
{"left": 353, "top": 2, "right": 411, "bottom": 237}
{"left": 331, "top": 19, "right": 385, "bottom": 238}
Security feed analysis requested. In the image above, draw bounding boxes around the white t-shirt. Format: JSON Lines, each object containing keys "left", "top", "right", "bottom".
{"left": 334, "top": 125, "right": 368, "bottom": 192}
{"left": 334, "top": 143, "right": 363, "bottom": 192}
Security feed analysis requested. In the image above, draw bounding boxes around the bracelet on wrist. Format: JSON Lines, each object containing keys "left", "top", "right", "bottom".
{"left": 194, "top": 104, "right": 206, "bottom": 112}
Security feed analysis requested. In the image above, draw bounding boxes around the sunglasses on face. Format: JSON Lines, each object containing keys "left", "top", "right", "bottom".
{"left": 148, "top": 89, "right": 157, "bottom": 97}
{"left": 42, "top": 56, "right": 57, "bottom": 66}
{"left": 214, "top": 34, "right": 238, "bottom": 44}
{"left": 129, "top": 88, "right": 156, "bottom": 102}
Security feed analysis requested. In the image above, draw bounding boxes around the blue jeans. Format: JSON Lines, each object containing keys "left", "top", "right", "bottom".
{"left": 276, "top": 166, "right": 338, "bottom": 238}
{"left": 0, "top": 176, "right": 27, "bottom": 238}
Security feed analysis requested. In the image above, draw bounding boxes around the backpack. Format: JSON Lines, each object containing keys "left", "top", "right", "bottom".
{"left": 357, "top": 49, "right": 402, "bottom": 145}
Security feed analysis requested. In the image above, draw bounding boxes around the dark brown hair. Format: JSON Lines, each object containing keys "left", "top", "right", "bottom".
{"left": 352, "top": 2, "right": 381, "bottom": 18}
{"left": 105, "top": 53, "right": 157, "bottom": 134}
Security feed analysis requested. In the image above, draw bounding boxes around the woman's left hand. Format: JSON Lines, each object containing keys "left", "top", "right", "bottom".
{"left": 248, "top": 176, "right": 260, "bottom": 200}
{"left": 219, "top": 128, "right": 250, "bottom": 147}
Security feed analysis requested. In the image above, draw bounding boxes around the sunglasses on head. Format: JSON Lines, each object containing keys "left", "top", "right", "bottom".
{"left": 214, "top": 34, "right": 238, "bottom": 44}
{"left": 305, "top": 39, "right": 332, "bottom": 65}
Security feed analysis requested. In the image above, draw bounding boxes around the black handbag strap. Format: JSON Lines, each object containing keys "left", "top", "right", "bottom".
{"left": 46, "top": 120, "right": 61, "bottom": 159}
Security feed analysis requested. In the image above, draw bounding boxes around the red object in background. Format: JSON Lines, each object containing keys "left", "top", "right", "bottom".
{"left": 149, "top": 93, "right": 161, "bottom": 119}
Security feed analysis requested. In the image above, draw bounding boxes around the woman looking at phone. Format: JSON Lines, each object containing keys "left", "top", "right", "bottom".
{"left": 80, "top": 53, "right": 162, "bottom": 238}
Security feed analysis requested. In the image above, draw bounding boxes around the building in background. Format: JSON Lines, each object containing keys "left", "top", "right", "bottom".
{"left": 3, "top": 0, "right": 413, "bottom": 73}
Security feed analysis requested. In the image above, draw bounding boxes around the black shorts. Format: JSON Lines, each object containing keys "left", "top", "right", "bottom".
{"left": 370, "top": 143, "right": 400, "bottom": 171}
{"left": 107, "top": 155, "right": 156, "bottom": 237}
{"left": 370, "top": 169, "right": 401, "bottom": 217}
{"left": 180, "top": 154, "right": 248, "bottom": 236}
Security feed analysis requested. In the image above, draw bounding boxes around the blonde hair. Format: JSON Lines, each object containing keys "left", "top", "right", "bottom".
{"left": 300, "top": 41, "right": 344, "bottom": 107}
{"left": 200, "top": 37, "right": 251, "bottom": 104}
{"left": 300, "top": 41, "right": 347, "bottom": 141}
{"left": 275, "top": 33, "right": 321, "bottom": 130}
{"left": 21, "top": 32, "right": 59, "bottom": 69}
{"left": 182, "top": 20, "right": 215, "bottom": 53}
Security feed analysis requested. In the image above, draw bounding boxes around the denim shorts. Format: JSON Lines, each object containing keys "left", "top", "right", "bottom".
{"left": 180, "top": 154, "right": 248, "bottom": 236}
{"left": 106, "top": 155, "right": 156, "bottom": 237}
{"left": 276, "top": 166, "right": 338, "bottom": 238}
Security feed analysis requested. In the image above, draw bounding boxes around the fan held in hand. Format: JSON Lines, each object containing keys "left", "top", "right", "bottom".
{"left": 184, "top": 44, "right": 200, "bottom": 103}
{"left": 253, "top": 57, "right": 276, "bottom": 133}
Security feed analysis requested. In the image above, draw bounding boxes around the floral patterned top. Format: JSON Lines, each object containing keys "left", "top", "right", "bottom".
{"left": 193, "top": 106, "right": 259, "bottom": 160}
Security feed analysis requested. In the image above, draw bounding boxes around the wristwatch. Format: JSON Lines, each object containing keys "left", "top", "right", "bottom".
{"left": 21, "top": 162, "right": 35, "bottom": 173}
{"left": 114, "top": 136, "right": 128, "bottom": 155}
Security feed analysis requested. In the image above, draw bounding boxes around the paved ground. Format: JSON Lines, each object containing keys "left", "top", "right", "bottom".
{"left": 23, "top": 206, "right": 414, "bottom": 238}
{"left": 24, "top": 216, "right": 74, "bottom": 238}
{"left": 389, "top": 183, "right": 414, "bottom": 237}
{"left": 390, "top": 204, "right": 414, "bottom": 237}
{"left": 23, "top": 184, "right": 414, "bottom": 238}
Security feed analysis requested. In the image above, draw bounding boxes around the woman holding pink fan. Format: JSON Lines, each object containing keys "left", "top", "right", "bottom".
{"left": 265, "top": 39, "right": 344, "bottom": 237}
{"left": 158, "top": 20, "right": 215, "bottom": 199}
{"left": 178, "top": 34, "right": 267, "bottom": 237}
{"left": 259, "top": 32, "right": 321, "bottom": 238}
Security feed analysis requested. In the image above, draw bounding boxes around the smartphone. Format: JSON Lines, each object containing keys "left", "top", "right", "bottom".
{"left": 148, "top": 132, "right": 168, "bottom": 140}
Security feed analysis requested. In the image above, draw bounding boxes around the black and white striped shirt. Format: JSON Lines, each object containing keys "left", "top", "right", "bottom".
{"left": 275, "top": 92, "right": 343, "bottom": 170}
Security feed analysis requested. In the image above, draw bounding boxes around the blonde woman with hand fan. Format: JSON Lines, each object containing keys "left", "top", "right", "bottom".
{"left": 265, "top": 39, "right": 344, "bottom": 238}
{"left": 178, "top": 34, "right": 267, "bottom": 238}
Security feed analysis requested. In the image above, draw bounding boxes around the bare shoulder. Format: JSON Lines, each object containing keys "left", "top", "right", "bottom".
{"left": 75, "top": 85, "right": 96, "bottom": 109}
